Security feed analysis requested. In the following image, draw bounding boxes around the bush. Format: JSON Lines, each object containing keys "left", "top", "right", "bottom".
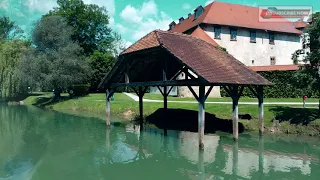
{"left": 221, "top": 71, "right": 319, "bottom": 98}
{"left": 70, "top": 84, "right": 90, "bottom": 96}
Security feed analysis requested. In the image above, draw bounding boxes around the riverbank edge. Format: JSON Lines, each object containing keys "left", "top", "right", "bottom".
{"left": 9, "top": 93, "right": 320, "bottom": 137}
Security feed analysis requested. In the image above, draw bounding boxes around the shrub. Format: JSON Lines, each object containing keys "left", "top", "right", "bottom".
{"left": 221, "top": 71, "right": 319, "bottom": 98}
{"left": 70, "top": 84, "right": 90, "bottom": 96}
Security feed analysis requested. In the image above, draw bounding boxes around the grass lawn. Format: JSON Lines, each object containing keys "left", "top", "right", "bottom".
{"left": 22, "top": 92, "right": 320, "bottom": 136}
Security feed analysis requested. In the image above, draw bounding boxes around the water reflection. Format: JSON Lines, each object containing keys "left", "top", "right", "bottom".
{"left": 0, "top": 104, "right": 320, "bottom": 180}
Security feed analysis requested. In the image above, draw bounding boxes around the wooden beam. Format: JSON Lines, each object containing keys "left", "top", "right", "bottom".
{"left": 187, "top": 86, "right": 199, "bottom": 101}
{"left": 198, "top": 85, "right": 205, "bottom": 149}
{"left": 166, "top": 86, "right": 175, "bottom": 96}
{"left": 238, "top": 86, "right": 245, "bottom": 100}
{"left": 156, "top": 86, "right": 164, "bottom": 96}
{"left": 257, "top": 86, "right": 264, "bottom": 135}
{"left": 205, "top": 86, "right": 214, "bottom": 100}
{"left": 131, "top": 87, "right": 139, "bottom": 96}
{"left": 248, "top": 85, "right": 258, "bottom": 97}
{"left": 223, "top": 86, "right": 232, "bottom": 97}
{"left": 170, "top": 69, "right": 183, "bottom": 81}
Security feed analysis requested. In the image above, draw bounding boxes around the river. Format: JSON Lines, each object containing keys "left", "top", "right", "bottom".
{"left": 0, "top": 104, "right": 320, "bottom": 180}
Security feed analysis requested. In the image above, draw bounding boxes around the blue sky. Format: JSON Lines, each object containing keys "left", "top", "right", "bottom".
{"left": 0, "top": 0, "right": 319, "bottom": 47}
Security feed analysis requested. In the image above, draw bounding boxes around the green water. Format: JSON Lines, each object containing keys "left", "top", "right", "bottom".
{"left": 1, "top": 104, "right": 320, "bottom": 180}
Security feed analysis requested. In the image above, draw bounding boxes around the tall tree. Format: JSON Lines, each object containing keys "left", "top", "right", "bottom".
{"left": 88, "top": 51, "right": 115, "bottom": 91}
{"left": 0, "top": 40, "right": 30, "bottom": 99}
{"left": 20, "top": 16, "right": 91, "bottom": 96}
{"left": 293, "top": 12, "right": 320, "bottom": 110}
{"left": 0, "top": 16, "right": 23, "bottom": 40}
{"left": 47, "top": 0, "right": 115, "bottom": 55}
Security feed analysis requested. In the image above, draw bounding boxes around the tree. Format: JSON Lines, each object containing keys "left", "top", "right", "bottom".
{"left": 0, "top": 40, "right": 30, "bottom": 99}
{"left": 293, "top": 12, "right": 320, "bottom": 110}
{"left": 0, "top": 16, "right": 23, "bottom": 40}
{"left": 47, "top": 0, "right": 115, "bottom": 55}
{"left": 88, "top": 51, "right": 115, "bottom": 91}
{"left": 20, "top": 16, "right": 91, "bottom": 97}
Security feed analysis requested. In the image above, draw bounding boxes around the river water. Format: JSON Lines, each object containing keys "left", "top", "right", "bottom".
{"left": 0, "top": 104, "right": 320, "bottom": 180}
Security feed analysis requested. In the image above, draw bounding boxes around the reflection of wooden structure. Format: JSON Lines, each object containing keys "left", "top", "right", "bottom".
{"left": 99, "top": 30, "right": 271, "bottom": 148}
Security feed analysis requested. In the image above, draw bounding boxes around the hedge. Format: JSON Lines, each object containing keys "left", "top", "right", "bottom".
{"left": 221, "top": 71, "right": 319, "bottom": 98}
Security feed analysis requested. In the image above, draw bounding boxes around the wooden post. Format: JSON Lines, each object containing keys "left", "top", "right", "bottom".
{"left": 198, "top": 148, "right": 205, "bottom": 179}
{"left": 106, "top": 89, "right": 111, "bottom": 127}
{"left": 138, "top": 87, "right": 144, "bottom": 130}
{"left": 232, "top": 86, "right": 239, "bottom": 141}
{"left": 232, "top": 141, "right": 239, "bottom": 176}
{"left": 258, "top": 135, "right": 264, "bottom": 175}
{"left": 198, "top": 85, "right": 205, "bottom": 149}
{"left": 257, "top": 86, "right": 264, "bottom": 135}
{"left": 163, "top": 86, "right": 168, "bottom": 136}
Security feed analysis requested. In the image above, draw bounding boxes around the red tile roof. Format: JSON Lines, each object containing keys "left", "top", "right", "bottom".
{"left": 249, "top": 65, "right": 300, "bottom": 72}
{"left": 120, "top": 30, "right": 271, "bottom": 86}
{"left": 170, "top": 1, "right": 302, "bottom": 35}
{"left": 190, "top": 27, "right": 219, "bottom": 47}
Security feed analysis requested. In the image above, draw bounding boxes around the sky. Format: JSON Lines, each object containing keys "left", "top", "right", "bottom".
{"left": 0, "top": 0, "right": 319, "bottom": 47}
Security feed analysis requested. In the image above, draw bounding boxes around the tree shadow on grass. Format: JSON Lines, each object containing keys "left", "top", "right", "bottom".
{"left": 32, "top": 96, "right": 75, "bottom": 107}
{"left": 145, "top": 108, "right": 245, "bottom": 134}
{"left": 270, "top": 106, "right": 320, "bottom": 125}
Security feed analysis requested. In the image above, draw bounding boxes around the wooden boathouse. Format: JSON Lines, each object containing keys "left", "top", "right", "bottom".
{"left": 99, "top": 30, "right": 272, "bottom": 149}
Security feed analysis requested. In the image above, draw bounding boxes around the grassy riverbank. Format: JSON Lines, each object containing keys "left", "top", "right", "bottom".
{"left": 21, "top": 92, "right": 320, "bottom": 136}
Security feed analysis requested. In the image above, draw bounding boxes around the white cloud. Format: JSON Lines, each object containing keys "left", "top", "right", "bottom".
{"left": 140, "top": 0, "right": 158, "bottom": 16}
{"left": 120, "top": 0, "right": 173, "bottom": 41}
{"left": 83, "top": 0, "right": 115, "bottom": 16}
{"left": 120, "top": 5, "right": 142, "bottom": 23}
{"left": 125, "top": 41, "right": 133, "bottom": 48}
{"left": 24, "top": 0, "right": 115, "bottom": 15}
{"left": 182, "top": 3, "right": 191, "bottom": 10}
{"left": 25, "top": 0, "right": 57, "bottom": 13}
{"left": 205, "top": 0, "right": 215, "bottom": 6}
{"left": 0, "top": 0, "right": 8, "bottom": 10}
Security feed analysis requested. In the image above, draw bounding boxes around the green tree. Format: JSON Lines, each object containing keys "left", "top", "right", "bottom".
{"left": 20, "top": 16, "right": 91, "bottom": 97}
{"left": 47, "top": 0, "right": 115, "bottom": 55}
{"left": 88, "top": 51, "right": 115, "bottom": 90}
{"left": 0, "top": 16, "right": 23, "bottom": 40}
{"left": 0, "top": 40, "right": 30, "bottom": 99}
{"left": 293, "top": 12, "right": 320, "bottom": 110}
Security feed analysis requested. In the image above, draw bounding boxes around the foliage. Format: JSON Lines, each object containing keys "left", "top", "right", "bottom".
{"left": 0, "top": 39, "right": 30, "bottom": 99}
{"left": 217, "top": 46, "right": 228, "bottom": 53}
{"left": 47, "top": 0, "right": 118, "bottom": 55}
{"left": 221, "top": 71, "right": 319, "bottom": 98}
{"left": 292, "top": 12, "right": 320, "bottom": 99}
{"left": 88, "top": 51, "right": 115, "bottom": 90}
{"left": 69, "top": 84, "right": 90, "bottom": 96}
{"left": 0, "top": 16, "right": 24, "bottom": 40}
{"left": 20, "top": 16, "right": 91, "bottom": 95}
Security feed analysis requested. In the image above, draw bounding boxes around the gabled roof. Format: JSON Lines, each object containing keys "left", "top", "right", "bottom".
{"left": 170, "top": 1, "right": 302, "bottom": 35}
{"left": 190, "top": 27, "right": 218, "bottom": 47}
{"left": 114, "top": 30, "right": 271, "bottom": 86}
{"left": 250, "top": 65, "right": 300, "bottom": 72}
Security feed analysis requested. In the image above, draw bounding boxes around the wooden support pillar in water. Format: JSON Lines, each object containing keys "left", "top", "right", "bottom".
{"left": 259, "top": 135, "right": 264, "bottom": 175}
{"left": 106, "top": 89, "right": 111, "bottom": 127}
{"left": 138, "top": 87, "right": 144, "bottom": 130}
{"left": 232, "top": 86, "right": 239, "bottom": 141}
{"left": 257, "top": 86, "right": 264, "bottom": 135}
{"left": 163, "top": 86, "right": 168, "bottom": 136}
{"left": 232, "top": 141, "right": 239, "bottom": 176}
{"left": 198, "top": 85, "right": 205, "bottom": 149}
